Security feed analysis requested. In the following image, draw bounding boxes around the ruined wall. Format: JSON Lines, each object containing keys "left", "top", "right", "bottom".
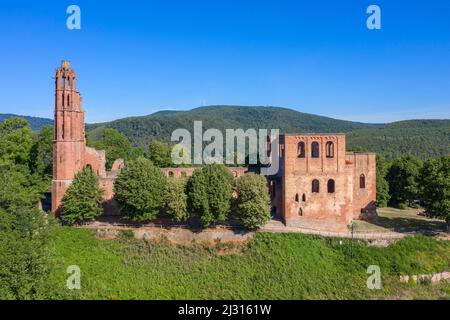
{"left": 161, "top": 166, "right": 248, "bottom": 178}
{"left": 84, "top": 147, "right": 107, "bottom": 178}
{"left": 275, "top": 134, "right": 377, "bottom": 226}
{"left": 346, "top": 153, "right": 377, "bottom": 220}
{"left": 281, "top": 134, "right": 354, "bottom": 225}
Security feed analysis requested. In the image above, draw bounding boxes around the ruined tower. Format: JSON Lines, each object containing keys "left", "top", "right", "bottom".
{"left": 51, "top": 60, "right": 85, "bottom": 213}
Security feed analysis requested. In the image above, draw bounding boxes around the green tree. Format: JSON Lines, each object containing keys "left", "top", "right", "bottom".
{"left": 376, "top": 155, "right": 390, "bottom": 207}
{"left": 0, "top": 117, "right": 34, "bottom": 167}
{"left": 92, "top": 128, "right": 132, "bottom": 169}
{"left": 419, "top": 156, "right": 450, "bottom": 229}
{"left": 187, "top": 164, "right": 233, "bottom": 227}
{"left": 161, "top": 177, "right": 189, "bottom": 222}
{"left": 387, "top": 155, "right": 422, "bottom": 208}
{"left": 30, "top": 125, "right": 54, "bottom": 181}
{"left": 60, "top": 166, "right": 104, "bottom": 225}
{"left": 147, "top": 140, "right": 172, "bottom": 167}
{"left": 0, "top": 207, "right": 54, "bottom": 299}
{"left": 114, "top": 157, "right": 166, "bottom": 221}
{"left": 0, "top": 161, "right": 42, "bottom": 212}
{"left": 235, "top": 173, "right": 270, "bottom": 229}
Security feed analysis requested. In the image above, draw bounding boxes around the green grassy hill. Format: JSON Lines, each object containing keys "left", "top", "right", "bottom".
{"left": 48, "top": 228, "right": 449, "bottom": 299}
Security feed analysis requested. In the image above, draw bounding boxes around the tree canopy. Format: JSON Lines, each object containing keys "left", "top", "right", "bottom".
{"left": 186, "top": 164, "right": 233, "bottom": 227}
{"left": 113, "top": 157, "right": 166, "bottom": 221}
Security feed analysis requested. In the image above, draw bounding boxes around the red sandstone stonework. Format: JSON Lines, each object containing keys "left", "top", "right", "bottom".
{"left": 267, "top": 134, "right": 377, "bottom": 226}
{"left": 51, "top": 61, "right": 116, "bottom": 214}
{"left": 52, "top": 61, "right": 377, "bottom": 225}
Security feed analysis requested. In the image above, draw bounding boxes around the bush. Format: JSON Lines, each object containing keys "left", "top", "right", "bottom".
{"left": 60, "top": 166, "right": 104, "bottom": 225}
{"left": 235, "top": 173, "right": 271, "bottom": 229}
{"left": 0, "top": 207, "right": 54, "bottom": 299}
{"left": 161, "top": 177, "right": 189, "bottom": 222}
{"left": 114, "top": 157, "right": 166, "bottom": 221}
{"left": 187, "top": 164, "right": 233, "bottom": 227}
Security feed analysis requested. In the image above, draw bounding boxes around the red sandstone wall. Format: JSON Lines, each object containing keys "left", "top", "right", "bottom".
{"left": 280, "top": 134, "right": 367, "bottom": 226}
{"left": 346, "top": 153, "right": 377, "bottom": 220}
{"left": 84, "top": 147, "right": 107, "bottom": 178}
{"left": 161, "top": 167, "right": 248, "bottom": 178}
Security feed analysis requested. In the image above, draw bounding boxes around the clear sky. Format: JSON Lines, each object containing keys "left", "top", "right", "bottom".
{"left": 0, "top": 0, "right": 449, "bottom": 123}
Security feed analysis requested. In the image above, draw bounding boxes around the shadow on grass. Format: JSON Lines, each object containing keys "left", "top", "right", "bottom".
{"left": 371, "top": 216, "right": 446, "bottom": 236}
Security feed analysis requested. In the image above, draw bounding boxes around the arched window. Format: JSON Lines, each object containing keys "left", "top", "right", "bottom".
{"left": 295, "top": 193, "right": 299, "bottom": 202}
{"left": 298, "top": 208, "right": 303, "bottom": 216}
{"left": 360, "top": 174, "right": 366, "bottom": 189}
{"left": 312, "top": 179, "right": 320, "bottom": 193}
{"left": 302, "top": 193, "right": 306, "bottom": 202}
{"left": 311, "top": 141, "right": 320, "bottom": 158}
{"left": 327, "top": 179, "right": 335, "bottom": 193}
{"left": 326, "top": 141, "right": 334, "bottom": 158}
{"left": 297, "top": 141, "right": 305, "bottom": 158}
{"left": 168, "top": 171, "right": 174, "bottom": 177}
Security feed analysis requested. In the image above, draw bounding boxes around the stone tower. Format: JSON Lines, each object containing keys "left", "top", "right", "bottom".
{"left": 51, "top": 60, "right": 85, "bottom": 213}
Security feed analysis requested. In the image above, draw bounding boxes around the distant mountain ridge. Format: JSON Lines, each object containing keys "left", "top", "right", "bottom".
{"left": 87, "top": 105, "right": 381, "bottom": 144}
{"left": 2, "top": 106, "right": 449, "bottom": 159}
{"left": 0, "top": 113, "right": 53, "bottom": 131}
{"left": 86, "top": 105, "right": 449, "bottom": 159}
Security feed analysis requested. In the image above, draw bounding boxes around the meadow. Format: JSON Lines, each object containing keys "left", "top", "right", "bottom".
{"left": 48, "top": 227, "right": 449, "bottom": 300}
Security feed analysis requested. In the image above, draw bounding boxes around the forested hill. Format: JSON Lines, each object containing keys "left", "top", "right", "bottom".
{"left": 0, "top": 113, "right": 53, "bottom": 131}
{"left": 346, "top": 119, "right": 450, "bottom": 159}
{"left": 2, "top": 106, "right": 449, "bottom": 159}
{"left": 86, "top": 105, "right": 450, "bottom": 159}
{"left": 87, "top": 105, "right": 379, "bottom": 145}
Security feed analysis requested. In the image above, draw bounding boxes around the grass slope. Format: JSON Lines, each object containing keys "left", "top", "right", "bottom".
{"left": 49, "top": 228, "right": 449, "bottom": 299}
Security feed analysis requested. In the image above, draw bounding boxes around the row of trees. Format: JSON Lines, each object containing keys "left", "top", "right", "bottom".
{"left": 376, "top": 154, "right": 449, "bottom": 225}
{"left": 60, "top": 159, "right": 271, "bottom": 229}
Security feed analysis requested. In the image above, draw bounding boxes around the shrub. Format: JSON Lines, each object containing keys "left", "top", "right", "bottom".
{"left": 60, "top": 166, "right": 104, "bottom": 225}
{"left": 187, "top": 164, "right": 233, "bottom": 227}
{"left": 114, "top": 157, "right": 166, "bottom": 221}
{"left": 161, "top": 177, "right": 189, "bottom": 222}
{"left": 235, "top": 173, "right": 271, "bottom": 229}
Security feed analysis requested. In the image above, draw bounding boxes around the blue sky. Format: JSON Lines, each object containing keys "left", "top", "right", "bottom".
{"left": 0, "top": 0, "right": 449, "bottom": 123}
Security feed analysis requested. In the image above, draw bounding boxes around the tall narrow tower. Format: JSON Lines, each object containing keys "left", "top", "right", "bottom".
{"left": 51, "top": 60, "right": 86, "bottom": 214}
